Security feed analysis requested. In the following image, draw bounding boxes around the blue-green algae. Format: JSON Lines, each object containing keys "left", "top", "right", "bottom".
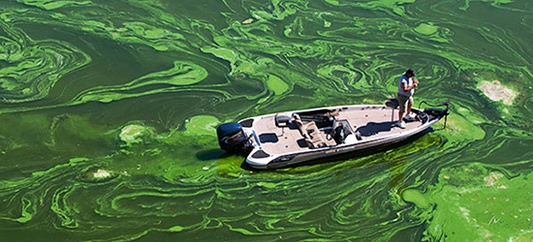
{"left": 403, "top": 163, "right": 532, "bottom": 241}
{"left": 0, "top": 0, "right": 531, "bottom": 241}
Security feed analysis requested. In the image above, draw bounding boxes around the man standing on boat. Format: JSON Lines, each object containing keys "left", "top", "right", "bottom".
{"left": 396, "top": 68, "right": 419, "bottom": 129}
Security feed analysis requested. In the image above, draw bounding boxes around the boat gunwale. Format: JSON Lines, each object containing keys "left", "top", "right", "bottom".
{"left": 242, "top": 103, "right": 445, "bottom": 168}
{"left": 246, "top": 118, "right": 440, "bottom": 169}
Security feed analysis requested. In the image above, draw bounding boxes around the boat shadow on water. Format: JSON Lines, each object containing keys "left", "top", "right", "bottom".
{"left": 196, "top": 149, "right": 229, "bottom": 161}
{"left": 240, "top": 127, "right": 441, "bottom": 171}
{"left": 355, "top": 121, "right": 395, "bottom": 137}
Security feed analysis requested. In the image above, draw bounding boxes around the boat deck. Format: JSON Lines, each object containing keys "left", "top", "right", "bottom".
{"left": 252, "top": 105, "right": 422, "bottom": 156}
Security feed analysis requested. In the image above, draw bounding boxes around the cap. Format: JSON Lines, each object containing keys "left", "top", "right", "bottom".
{"left": 405, "top": 68, "right": 416, "bottom": 76}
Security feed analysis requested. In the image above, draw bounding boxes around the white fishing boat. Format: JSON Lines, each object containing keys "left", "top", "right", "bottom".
{"left": 216, "top": 100, "right": 449, "bottom": 169}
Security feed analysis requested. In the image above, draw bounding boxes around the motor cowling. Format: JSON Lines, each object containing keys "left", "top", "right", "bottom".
{"left": 216, "top": 122, "right": 251, "bottom": 154}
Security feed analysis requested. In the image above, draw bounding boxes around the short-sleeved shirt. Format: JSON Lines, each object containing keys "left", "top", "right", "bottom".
{"left": 398, "top": 75, "right": 414, "bottom": 97}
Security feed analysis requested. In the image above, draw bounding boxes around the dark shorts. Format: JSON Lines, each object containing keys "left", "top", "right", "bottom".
{"left": 397, "top": 94, "right": 413, "bottom": 113}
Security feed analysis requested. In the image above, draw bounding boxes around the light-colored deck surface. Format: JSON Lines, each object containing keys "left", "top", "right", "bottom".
{"left": 252, "top": 105, "right": 421, "bottom": 156}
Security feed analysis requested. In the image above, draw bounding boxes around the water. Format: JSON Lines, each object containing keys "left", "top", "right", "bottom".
{"left": 0, "top": 0, "right": 532, "bottom": 241}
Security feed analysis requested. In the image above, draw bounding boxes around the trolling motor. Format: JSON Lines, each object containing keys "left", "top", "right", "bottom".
{"left": 419, "top": 101, "right": 450, "bottom": 129}
{"left": 442, "top": 102, "right": 450, "bottom": 129}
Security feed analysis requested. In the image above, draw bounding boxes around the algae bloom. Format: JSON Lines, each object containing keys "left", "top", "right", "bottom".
{"left": 119, "top": 124, "right": 157, "bottom": 146}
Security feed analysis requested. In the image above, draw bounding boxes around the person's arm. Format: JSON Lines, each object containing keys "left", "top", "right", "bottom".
{"left": 401, "top": 79, "right": 418, "bottom": 92}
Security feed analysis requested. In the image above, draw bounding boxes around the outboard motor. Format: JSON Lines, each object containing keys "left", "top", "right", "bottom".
{"left": 216, "top": 122, "right": 251, "bottom": 154}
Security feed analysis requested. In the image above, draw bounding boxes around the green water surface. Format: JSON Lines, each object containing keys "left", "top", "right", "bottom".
{"left": 0, "top": 0, "right": 532, "bottom": 241}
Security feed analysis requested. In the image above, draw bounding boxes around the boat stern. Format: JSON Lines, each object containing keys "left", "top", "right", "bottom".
{"left": 216, "top": 122, "right": 253, "bottom": 154}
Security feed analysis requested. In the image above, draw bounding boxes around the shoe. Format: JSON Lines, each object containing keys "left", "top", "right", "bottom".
{"left": 395, "top": 121, "right": 406, "bottom": 129}
{"left": 403, "top": 113, "right": 417, "bottom": 122}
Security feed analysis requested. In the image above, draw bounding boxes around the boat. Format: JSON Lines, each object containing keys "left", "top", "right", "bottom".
{"left": 216, "top": 99, "right": 449, "bottom": 169}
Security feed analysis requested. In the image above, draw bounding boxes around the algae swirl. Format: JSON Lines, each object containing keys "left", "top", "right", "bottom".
{"left": 0, "top": 0, "right": 532, "bottom": 241}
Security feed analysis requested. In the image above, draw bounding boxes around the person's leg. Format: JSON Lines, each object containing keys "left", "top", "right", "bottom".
{"left": 406, "top": 96, "right": 413, "bottom": 115}
{"left": 398, "top": 95, "right": 407, "bottom": 119}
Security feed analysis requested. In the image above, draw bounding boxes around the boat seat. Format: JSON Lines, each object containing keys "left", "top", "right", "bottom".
{"left": 275, "top": 112, "right": 291, "bottom": 127}
{"left": 385, "top": 98, "right": 399, "bottom": 109}
{"left": 294, "top": 119, "right": 327, "bottom": 148}
{"left": 385, "top": 98, "right": 399, "bottom": 122}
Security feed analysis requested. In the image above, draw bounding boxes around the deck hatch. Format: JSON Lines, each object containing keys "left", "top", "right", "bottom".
{"left": 259, "top": 133, "right": 279, "bottom": 143}
{"left": 251, "top": 149, "right": 270, "bottom": 158}
{"left": 240, "top": 119, "right": 254, "bottom": 127}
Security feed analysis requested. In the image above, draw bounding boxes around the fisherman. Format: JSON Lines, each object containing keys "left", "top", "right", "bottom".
{"left": 396, "top": 68, "right": 419, "bottom": 129}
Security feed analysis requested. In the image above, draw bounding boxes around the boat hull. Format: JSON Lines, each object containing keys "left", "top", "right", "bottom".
{"left": 218, "top": 103, "right": 448, "bottom": 169}
{"left": 246, "top": 118, "right": 438, "bottom": 169}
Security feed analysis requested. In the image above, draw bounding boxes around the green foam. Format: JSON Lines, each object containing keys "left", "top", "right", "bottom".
{"left": 0, "top": 1, "right": 531, "bottom": 241}
{"left": 403, "top": 163, "right": 533, "bottom": 241}
{"left": 183, "top": 115, "right": 220, "bottom": 137}
{"left": 119, "top": 124, "right": 157, "bottom": 146}
{"left": 266, "top": 74, "right": 290, "bottom": 95}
